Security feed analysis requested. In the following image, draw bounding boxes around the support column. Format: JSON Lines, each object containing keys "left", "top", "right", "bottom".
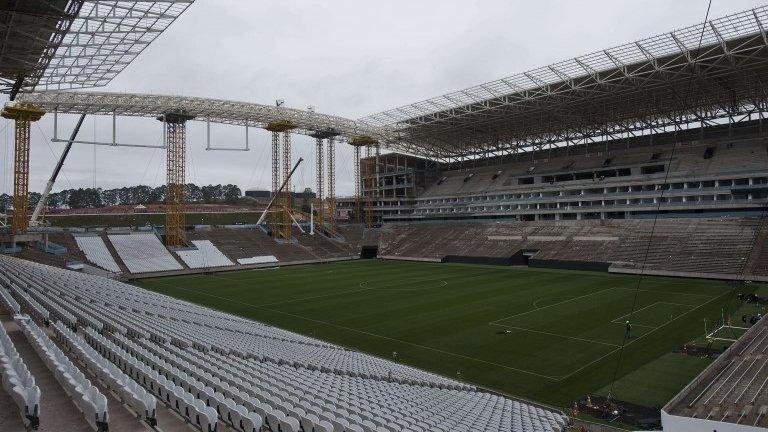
{"left": 315, "top": 137, "right": 324, "bottom": 234}
{"left": 270, "top": 131, "right": 280, "bottom": 237}
{"left": 353, "top": 145, "right": 361, "bottom": 223}
{"left": 364, "top": 144, "right": 373, "bottom": 229}
{"left": 327, "top": 138, "right": 336, "bottom": 236}
{"left": 1, "top": 104, "right": 45, "bottom": 235}
{"left": 160, "top": 111, "right": 193, "bottom": 248}
{"left": 13, "top": 119, "right": 31, "bottom": 235}
{"left": 350, "top": 136, "right": 378, "bottom": 228}
{"left": 282, "top": 131, "right": 292, "bottom": 240}
{"left": 265, "top": 120, "right": 297, "bottom": 240}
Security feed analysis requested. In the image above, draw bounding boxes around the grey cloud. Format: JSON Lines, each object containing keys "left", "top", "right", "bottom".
{"left": 2, "top": 0, "right": 763, "bottom": 197}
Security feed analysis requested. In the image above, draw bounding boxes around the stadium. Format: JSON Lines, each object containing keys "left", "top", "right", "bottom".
{"left": 1, "top": 2, "right": 768, "bottom": 432}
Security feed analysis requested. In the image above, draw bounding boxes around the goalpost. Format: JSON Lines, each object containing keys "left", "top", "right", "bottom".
{"left": 704, "top": 309, "right": 750, "bottom": 343}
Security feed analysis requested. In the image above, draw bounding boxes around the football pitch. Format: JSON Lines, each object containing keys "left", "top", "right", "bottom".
{"left": 135, "top": 260, "right": 747, "bottom": 409}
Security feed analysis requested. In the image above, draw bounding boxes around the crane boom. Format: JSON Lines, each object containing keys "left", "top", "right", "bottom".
{"left": 30, "top": 113, "right": 87, "bottom": 226}
{"left": 257, "top": 157, "right": 303, "bottom": 226}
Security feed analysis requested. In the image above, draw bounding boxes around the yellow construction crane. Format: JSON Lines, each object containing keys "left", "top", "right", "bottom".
{"left": 1, "top": 103, "right": 45, "bottom": 235}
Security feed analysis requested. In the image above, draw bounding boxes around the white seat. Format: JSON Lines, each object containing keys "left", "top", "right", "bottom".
{"left": 241, "top": 411, "right": 263, "bottom": 432}
{"left": 280, "top": 416, "right": 301, "bottom": 432}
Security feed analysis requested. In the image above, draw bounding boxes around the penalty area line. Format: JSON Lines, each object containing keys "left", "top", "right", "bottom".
{"left": 488, "top": 323, "right": 621, "bottom": 348}
{"left": 557, "top": 290, "right": 727, "bottom": 381}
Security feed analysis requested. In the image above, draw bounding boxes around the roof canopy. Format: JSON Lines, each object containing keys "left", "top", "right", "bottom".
{"left": 0, "top": 0, "right": 194, "bottom": 97}
{"left": 362, "top": 6, "right": 768, "bottom": 160}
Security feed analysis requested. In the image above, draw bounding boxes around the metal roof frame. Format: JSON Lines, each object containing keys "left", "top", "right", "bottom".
{"left": 361, "top": 5, "right": 768, "bottom": 161}
{"left": 14, "top": 91, "right": 393, "bottom": 141}
{"left": 1, "top": 0, "right": 194, "bottom": 96}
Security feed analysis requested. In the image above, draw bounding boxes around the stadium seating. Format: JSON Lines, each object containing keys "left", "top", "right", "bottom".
{"left": 176, "top": 240, "right": 234, "bottom": 269}
{"left": 53, "top": 321, "right": 158, "bottom": 426}
{"left": 75, "top": 235, "right": 122, "bottom": 273}
{"left": 0, "top": 255, "right": 568, "bottom": 432}
{"left": 378, "top": 218, "right": 768, "bottom": 277}
{"left": 666, "top": 316, "right": 768, "bottom": 428}
{"left": 189, "top": 228, "right": 356, "bottom": 263}
{"left": 386, "top": 138, "right": 768, "bottom": 225}
{"left": 0, "top": 318, "right": 40, "bottom": 429}
{"left": 18, "top": 316, "right": 110, "bottom": 431}
{"left": 7, "top": 283, "right": 50, "bottom": 324}
{"left": 236, "top": 255, "right": 278, "bottom": 265}
{"left": 0, "top": 285, "right": 20, "bottom": 314}
{"left": 108, "top": 233, "right": 183, "bottom": 273}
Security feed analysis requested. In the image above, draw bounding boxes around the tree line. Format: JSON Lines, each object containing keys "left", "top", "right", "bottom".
{"left": 0, "top": 184, "right": 242, "bottom": 212}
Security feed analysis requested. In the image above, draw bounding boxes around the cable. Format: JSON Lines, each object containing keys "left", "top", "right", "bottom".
{"left": 139, "top": 148, "right": 158, "bottom": 185}
{"left": 245, "top": 136, "right": 267, "bottom": 189}
{"left": 606, "top": 0, "right": 713, "bottom": 402}
{"left": 93, "top": 116, "right": 97, "bottom": 189}
{"left": 2, "top": 120, "right": 8, "bottom": 195}
{"left": 35, "top": 122, "right": 73, "bottom": 190}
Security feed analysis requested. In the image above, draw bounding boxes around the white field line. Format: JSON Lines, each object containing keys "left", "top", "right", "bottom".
{"left": 611, "top": 286, "right": 716, "bottom": 299}
{"left": 162, "top": 284, "right": 562, "bottom": 381}
{"left": 254, "top": 287, "right": 375, "bottom": 308}
{"left": 557, "top": 292, "right": 727, "bottom": 380}
{"left": 257, "top": 274, "right": 455, "bottom": 307}
{"left": 488, "top": 324, "right": 622, "bottom": 348}
{"left": 489, "top": 286, "right": 619, "bottom": 325}
{"left": 491, "top": 287, "right": 711, "bottom": 326}
{"left": 360, "top": 279, "right": 448, "bottom": 291}
{"left": 611, "top": 301, "right": 697, "bottom": 324}
{"left": 147, "top": 267, "right": 723, "bottom": 383}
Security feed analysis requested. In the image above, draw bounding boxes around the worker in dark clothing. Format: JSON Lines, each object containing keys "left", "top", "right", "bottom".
{"left": 625, "top": 320, "right": 632, "bottom": 339}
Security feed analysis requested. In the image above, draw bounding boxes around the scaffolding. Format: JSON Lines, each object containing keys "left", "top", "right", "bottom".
{"left": 353, "top": 145, "right": 361, "bottom": 223}
{"left": 315, "top": 137, "right": 324, "bottom": 234}
{"left": 282, "top": 131, "right": 292, "bottom": 239}
{"left": 364, "top": 144, "right": 373, "bottom": 229}
{"left": 350, "top": 136, "right": 378, "bottom": 227}
{"left": 265, "top": 120, "right": 297, "bottom": 240}
{"left": 327, "top": 137, "right": 336, "bottom": 236}
{"left": 161, "top": 111, "right": 193, "bottom": 248}
{"left": 270, "top": 131, "right": 280, "bottom": 237}
{"left": 1, "top": 104, "right": 45, "bottom": 235}
{"left": 13, "top": 120, "right": 30, "bottom": 234}
{"left": 374, "top": 143, "right": 381, "bottom": 224}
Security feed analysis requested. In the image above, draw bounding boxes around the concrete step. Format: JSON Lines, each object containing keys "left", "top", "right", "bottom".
{"left": 2, "top": 314, "right": 92, "bottom": 432}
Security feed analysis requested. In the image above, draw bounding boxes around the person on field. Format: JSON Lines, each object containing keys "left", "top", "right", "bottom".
{"left": 625, "top": 320, "right": 632, "bottom": 339}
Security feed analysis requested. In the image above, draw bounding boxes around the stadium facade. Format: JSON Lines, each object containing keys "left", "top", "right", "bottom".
{"left": 357, "top": 120, "right": 768, "bottom": 223}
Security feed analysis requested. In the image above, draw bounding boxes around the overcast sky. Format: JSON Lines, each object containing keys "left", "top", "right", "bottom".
{"left": 1, "top": 0, "right": 764, "bottom": 198}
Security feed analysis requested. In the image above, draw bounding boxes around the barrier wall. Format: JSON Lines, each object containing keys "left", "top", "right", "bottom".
{"left": 528, "top": 259, "right": 611, "bottom": 272}
{"left": 442, "top": 253, "right": 523, "bottom": 266}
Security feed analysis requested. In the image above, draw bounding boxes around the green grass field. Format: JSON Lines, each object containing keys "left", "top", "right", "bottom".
{"left": 135, "top": 260, "right": 751, "bottom": 410}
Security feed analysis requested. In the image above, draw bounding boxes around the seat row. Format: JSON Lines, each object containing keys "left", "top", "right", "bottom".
{"left": 0, "top": 285, "right": 20, "bottom": 314}
{"left": 7, "top": 284, "right": 49, "bottom": 324}
{"left": 176, "top": 240, "right": 234, "bottom": 269}
{"left": 0, "top": 255, "right": 568, "bottom": 432}
{"left": 18, "top": 316, "right": 109, "bottom": 432}
{"left": 83, "top": 327, "right": 222, "bottom": 432}
{"left": 74, "top": 236, "right": 122, "bottom": 273}
{"left": 53, "top": 321, "right": 158, "bottom": 426}
{"left": 0, "top": 317, "right": 40, "bottom": 429}
{"left": 6, "top": 260, "right": 459, "bottom": 389}
{"left": 110, "top": 331, "right": 322, "bottom": 432}
{"left": 108, "top": 233, "right": 183, "bottom": 273}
